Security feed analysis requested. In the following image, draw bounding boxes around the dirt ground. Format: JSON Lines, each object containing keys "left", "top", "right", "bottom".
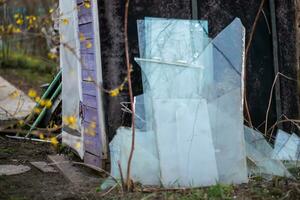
{"left": 0, "top": 136, "right": 104, "bottom": 200}
{"left": 1, "top": 136, "right": 300, "bottom": 200}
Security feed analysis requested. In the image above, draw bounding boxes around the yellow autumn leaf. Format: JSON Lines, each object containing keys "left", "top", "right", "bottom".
{"left": 13, "top": 27, "right": 21, "bottom": 33}
{"left": 79, "top": 33, "right": 85, "bottom": 41}
{"left": 109, "top": 88, "right": 120, "bottom": 97}
{"left": 39, "top": 133, "right": 45, "bottom": 140}
{"left": 62, "top": 18, "right": 69, "bottom": 25}
{"left": 28, "top": 89, "right": 37, "bottom": 98}
{"left": 18, "top": 120, "right": 25, "bottom": 126}
{"left": 33, "top": 107, "right": 41, "bottom": 114}
{"left": 89, "top": 121, "right": 96, "bottom": 129}
{"left": 75, "top": 142, "right": 81, "bottom": 149}
{"left": 68, "top": 116, "right": 77, "bottom": 125}
{"left": 84, "top": 2, "right": 91, "bottom": 9}
{"left": 39, "top": 99, "right": 46, "bottom": 107}
{"left": 45, "top": 100, "right": 52, "bottom": 108}
{"left": 85, "top": 41, "right": 92, "bottom": 49}
{"left": 35, "top": 96, "right": 41, "bottom": 103}
{"left": 48, "top": 52, "right": 58, "bottom": 60}
{"left": 16, "top": 18, "right": 23, "bottom": 25}
{"left": 50, "top": 137, "right": 59, "bottom": 146}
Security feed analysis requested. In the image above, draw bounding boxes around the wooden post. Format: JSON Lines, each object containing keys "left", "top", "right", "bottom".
{"left": 269, "top": 0, "right": 282, "bottom": 126}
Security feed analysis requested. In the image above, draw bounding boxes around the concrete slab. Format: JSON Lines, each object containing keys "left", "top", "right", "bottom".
{"left": 30, "top": 161, "right": 58, "bottom": 173}
{"left": 0, "top": 76, "right": 35, "bottom": 121}
{"left": 0, "top": 164, "right": 31, "bottom": 175}
{"left": 48, "top": 154, "right": 102, "bottom": 185}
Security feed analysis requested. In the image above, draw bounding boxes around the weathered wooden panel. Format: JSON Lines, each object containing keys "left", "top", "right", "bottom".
{"left": 83, "top": 106, "right": 98, "bottom": 123}
{"left": 80, "top": 39, "right": 95, "bottom": 54}
{"left": 82, "top": 69, "right": 97, "bottom": 81}
{"left": 84, "top": 152, "right": 102, "bottom": 167}
{"left": 83, "top": 94, "right": 97, "bottom": 108}
{"left": 79, "top": 23, "right": 94, "bottom": 38}
{"left": 81, "top": 54, "right": 96, "bottom": 70}
{"left": 78, "top": 13, "right": 93, "bottom": 25}
{"left": 82, "top": 81, "right": 97, "bottom": 95}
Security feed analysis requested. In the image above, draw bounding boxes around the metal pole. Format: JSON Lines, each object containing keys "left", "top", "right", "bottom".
{"left": 24, "top": 70, "right": 62, "bottom": 124}
{"left": 269, "top": 0, "right": 282, "bottom": 125}
{"left": 25, "top": 83, "right": 62, "bottom": 137}
{"left": 192, "top": 0, "right": 198, "bottom": 20}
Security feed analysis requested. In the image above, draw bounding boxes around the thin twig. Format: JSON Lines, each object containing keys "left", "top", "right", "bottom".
{"left": 118, "top": 160, "right": 126, "bottom": 192}
{"left": 267, "top": 118, "right": 300, "bottom": 142}
{"left": 264, "top": 72, "right": 297, "bottom": 136}
{"left": 244, "top": 0, "right": 267, "bottom": 127}
{"left": 124, "top": 0, "right": 135, "bottom": 191}
{"left": 245, "top": 0, "right": 266, "bottom": 59}
{"left": 99, "top": 183, "right": 118, "bottom": 197}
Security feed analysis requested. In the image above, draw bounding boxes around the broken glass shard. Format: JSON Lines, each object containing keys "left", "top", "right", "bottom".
{"left": 244, "top": 126, "right": 291, "bottom": 177}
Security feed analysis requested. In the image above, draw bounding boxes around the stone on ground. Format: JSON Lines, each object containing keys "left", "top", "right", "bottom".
{"left": 0, "top": 164, "right": 31, "bottom": 175}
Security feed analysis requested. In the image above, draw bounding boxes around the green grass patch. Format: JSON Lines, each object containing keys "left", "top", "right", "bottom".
{"left": 0, "top": 53, "right": 56, "bottom": 74}
{"left": 0, "top": 53, "right": 57, "bottom": 93}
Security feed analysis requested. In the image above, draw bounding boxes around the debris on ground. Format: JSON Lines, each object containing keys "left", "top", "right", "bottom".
{"left": 30, "top": 161, "right": 58, "bottom": 173}
{"left": 0, "top": 164, "right": 31, "bottom": 176}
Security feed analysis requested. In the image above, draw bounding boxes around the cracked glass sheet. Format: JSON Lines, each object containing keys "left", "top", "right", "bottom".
{"left": 137, "top": 17, "right": 212, "bottom": 99}
{"left": 136, "top": 18, "right": 211, "bottom": 132}
{"left": 244, "top": 126, "right": 291, "bottom": 177}
{"left": 60, "top": 0, "right": 84, "bottom": 158}
{"left": 134, "top": 95, "right": 146, "bottom": 131}
{"left": 135, "top": 18, "right": 248, "bottom": 185}
{"left": 109, "top": 127, "right": 160, "bottom": 185}
{"left": 153, "top": 99, "right": 218, "bottom": 187}
{"left": 272, "top": 130, "right": 300, "bottom": 161}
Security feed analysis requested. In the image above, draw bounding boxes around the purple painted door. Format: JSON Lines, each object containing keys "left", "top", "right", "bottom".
{"left": 77, "top": 0, "right": 104, "bottom": 167}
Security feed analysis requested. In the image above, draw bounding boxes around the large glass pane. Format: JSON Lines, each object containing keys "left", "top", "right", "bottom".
{"left": 135, "top": 18, "right": 248, "bottom": 186}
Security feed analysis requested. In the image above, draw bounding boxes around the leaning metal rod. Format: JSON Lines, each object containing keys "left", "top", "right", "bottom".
{"left": 25, "top": 83, "right": 62, "bottom": 138}
{"left": 6, "top": 135, "right": 51, "bottom": 143}
{"left": 24, "top": 70, "right": 62, "bottom": 124}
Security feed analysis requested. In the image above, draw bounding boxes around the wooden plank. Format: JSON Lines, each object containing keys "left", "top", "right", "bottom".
{"left": 78, "top": 0, "right": 107, "bottom": 166}
{"left": 83, "top": 106, "right": 98, "bottom": 122}
{"left": 80, "top": 39, "right": 95, "bottom": 54}
{"left": 84, "top": 134, "right": 101, "bottom": 156}
{"left": 84, "top": 152, "right": 102, "bottom": 168}
{"left": 83, "top": 94, "right": 97, "bottom": 108}
{"left": 78, "top": 14, "right": 93, "bottom": 25}
{"left": 81, "top": 54, "right": 96, "bottom": 70}
{"left": 30, "top": 161, "right": 58, "bottom": 173}
{"left": 82, "top": 81, "right": 97, "bottom": 95}
{"left": 48, "top": 155, "right": 102, "bottom": 184}
{"left": 78, "top": 23, "right": 94, "bottom": 38}
{"left": 91, "top": 0, "right": 108, "bottom": 160}
{"left": 82, "top": 69, "right": 97, "bottom": 81}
